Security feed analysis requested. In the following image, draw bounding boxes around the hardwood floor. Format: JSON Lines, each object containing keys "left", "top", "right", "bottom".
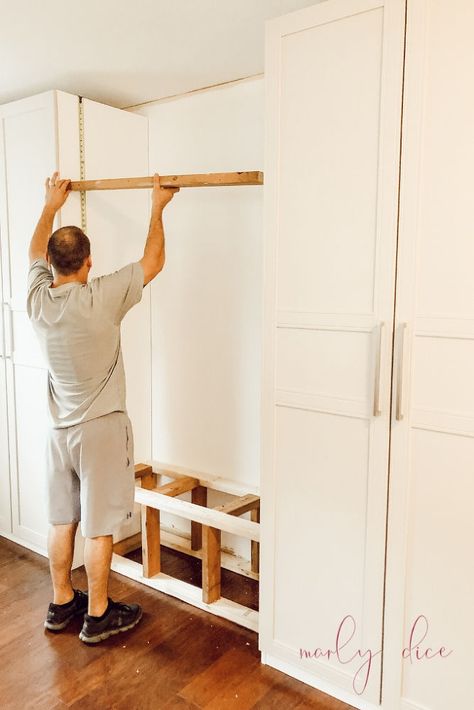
{"left": 0, "top": 537, "right": 355, "bottom": 710}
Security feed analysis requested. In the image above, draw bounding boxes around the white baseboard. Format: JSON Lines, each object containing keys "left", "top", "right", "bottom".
{"left": 260, "top": 650, "right": 381, "bottom": 710}
{"left": 401, "top": 699, "right": 432, "bottom": 710}
{"left": 0, "top": 531, "right": 48, "bottom": 559}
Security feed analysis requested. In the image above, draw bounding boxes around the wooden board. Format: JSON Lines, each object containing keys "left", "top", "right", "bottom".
{"left": 202, "top": 525, "right": 221, "bottom": 604}
{"left": 135, "top": 485, "right": 260, "bottom": 542}
{"left": 141, "top": 471, "right": 160, "bottom": 577}
{"left": 214, "top": 494, "right": 260, "bottom": 517}
{"left": 70, "top": 171, "right": 264, "bottom": 191}
{"left": 135, "top": 463, "right": 153, "bottom": 479}
{"left": 155, "top": 476, "right": 199, "bottom": 497}
{"left": 191, "top": 485, "right": 207, "bottom": 551}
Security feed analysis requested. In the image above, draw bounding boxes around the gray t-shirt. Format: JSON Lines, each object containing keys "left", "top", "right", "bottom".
{"left": 26, "top": 257, "right": 145, "bottom": 429}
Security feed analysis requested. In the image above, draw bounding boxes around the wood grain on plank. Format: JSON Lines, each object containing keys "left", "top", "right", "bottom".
{"left": 70, "top": 171, "right": 264, "bottom": 191}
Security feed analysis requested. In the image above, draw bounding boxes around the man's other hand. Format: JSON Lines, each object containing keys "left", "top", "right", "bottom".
{"left": 152, "top": 173, "right": 180, "bottom": 211}
{"left": 45, "top": 172, "right": 71, "bottom": 212}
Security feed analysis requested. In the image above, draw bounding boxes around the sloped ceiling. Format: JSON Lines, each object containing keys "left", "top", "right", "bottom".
{"left": 0, "top": 0, "right": 320, "bottom": 108}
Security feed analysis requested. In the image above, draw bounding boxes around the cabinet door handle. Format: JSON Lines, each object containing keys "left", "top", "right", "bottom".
{"left": 4, "top": 303, "right": 13, "bottom": 359}
{"left": 373, "top": 321, "right": 384, "bottom": 416}
{"left": 396, "top": 322, "right": 408, "bottom": 421}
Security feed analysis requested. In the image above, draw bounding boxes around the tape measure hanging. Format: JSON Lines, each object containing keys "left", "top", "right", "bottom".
{"left": 78, "top": 98, "right": 87, "bottom": 233}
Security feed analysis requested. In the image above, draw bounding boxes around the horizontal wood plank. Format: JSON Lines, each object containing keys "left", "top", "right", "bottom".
{"left": 70, "top": 171, "right": 264, "bottom": 191}
{"left": 214, "top": 494, "right": 260, "bottom": 516}
{"left": 113, "top": 532, "right": 142, "bottom": 556}
{"left": 135, "top": 486, "right": 260, "bottom": 541}
{"left": 155, "top": 476, "right": 200, "bottom": 497}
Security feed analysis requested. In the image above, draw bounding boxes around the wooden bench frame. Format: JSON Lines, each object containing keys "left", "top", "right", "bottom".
{"left": 111, "top": 463, "right": 260, "bottom": 631}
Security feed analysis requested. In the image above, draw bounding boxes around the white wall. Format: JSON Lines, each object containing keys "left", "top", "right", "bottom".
{"left": 130, "top": 77, "right": 264, "bottom": 557}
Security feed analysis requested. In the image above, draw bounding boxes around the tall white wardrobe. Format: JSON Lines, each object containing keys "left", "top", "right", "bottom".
{"left": 0, "top": 90, "right": 151, "bottom": 556}
{"left": 259, "top": 1, "right": 473, "bottom": 710}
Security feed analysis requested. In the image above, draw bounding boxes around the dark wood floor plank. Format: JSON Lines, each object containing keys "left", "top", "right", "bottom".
{"left": 179, "top": 646, "right": 260, "bottom": 706}
{"left": 201, "top": 661, "right": 272, "bottom": 709}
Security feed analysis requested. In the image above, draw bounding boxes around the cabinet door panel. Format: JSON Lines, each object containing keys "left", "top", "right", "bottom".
{"left": 384, "top": 2, "right": 474, "bottom": 708}
{"left": 261, "top": 0, "right": 405, "bottom": 704}
{"left": 0, "top": 93, "right": 56, "bottom": 309}
{"left": 0, "top": 91, "right": 81, "bottom": 552}
{"left": 7, "top": 364, "right": 49, "bottom": 547}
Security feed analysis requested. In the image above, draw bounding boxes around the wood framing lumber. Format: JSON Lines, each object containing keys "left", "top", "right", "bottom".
{"left": 112, "top": 527, "right": 259, "bottom": 581}
{"left": 134, "top": 463, "right": 153, "bottom": 479}
{"left": 191, "top": 485, "right": 207, "bottom": 551}
{"left": 135, "top": 486, "right": 260, "bottom": 542}
{"left": 155, "top": 476, "right": 199, "bottom": 497}
{"left": 141, "top": 471, "right": 161, "bottom": 577}
{"left": 251, "top": 506, "right": 260, "bottom": 574}
{"left": 160, "top": 527, "right": 259, "bottom": 581}
{"left": 113, "top": 532, "right": 142, "bottom": 556}
{"left": 70, "top": 171, "right": 264, "bottom": 191}
{"left": 214, "top": 494, "right": 260, "bottom": 517}
{"left": 202, "top": 526, "right": 222, "bottom": 604}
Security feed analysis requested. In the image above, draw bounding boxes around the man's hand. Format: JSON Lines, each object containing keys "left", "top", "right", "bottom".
{"left": 152, "top": 173, "right": 180, "bottom": 212}
{"left": 28, "top": 172, "right": 70, "bottom": 264}
{"left": 45, "top": 171, "right": 71, "bottom": 212}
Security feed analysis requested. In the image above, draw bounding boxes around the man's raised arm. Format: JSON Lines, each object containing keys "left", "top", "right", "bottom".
{"left": 139, "top": 173, "right": 179, "bottom": 286}
{"left": 29, "top": 172, "right": 71, "bottom": 265}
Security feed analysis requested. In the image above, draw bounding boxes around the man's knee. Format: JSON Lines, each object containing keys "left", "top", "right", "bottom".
{"left": 85, "top": 534, "right": 113, "bottom": 542}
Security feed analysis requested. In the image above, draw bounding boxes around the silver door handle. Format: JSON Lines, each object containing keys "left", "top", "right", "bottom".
{"left": 373, "top": 321, "right": 384, "bottom": 416}
{"left": 396, "top": 322, "right": 408, "bottom": 421}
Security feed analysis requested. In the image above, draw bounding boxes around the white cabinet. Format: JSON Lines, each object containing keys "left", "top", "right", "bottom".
{"left": 0, "top": 91, "right": 78, "bottom": 550}
{"left": 0, "top": 90, "right": 150, "bottom": 553}
{"left": 261, "top": 1, "right": 473, "bottom": 709}
{"left": 260, "top": 0, "right": 405, "bottom": 705}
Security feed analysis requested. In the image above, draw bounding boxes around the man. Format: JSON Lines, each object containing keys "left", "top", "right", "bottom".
{"left": 26, "top": 171, "right": 179, "bottom": 643}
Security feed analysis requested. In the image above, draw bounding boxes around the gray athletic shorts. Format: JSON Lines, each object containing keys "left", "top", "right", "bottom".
{"left": 45, "top": 410, "right": 135, "bottom": 538}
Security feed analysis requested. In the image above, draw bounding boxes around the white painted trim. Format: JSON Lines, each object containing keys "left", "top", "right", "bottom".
{"left": 275, "top": 0, "right": 385, "bottom": 38}
{"left": 0, "top": 529, "right": 85, "bottom": 571}
{"left": 0, "top": 531, "right": 47, "bottom": 559}
{"left": 400, "top": 700, "right": 432, "bottom": 710}
{"left": 276, "top": 389, "right": 371, "bottom": 419}
{"left": 122, "top": 73, "right": 263, "bottom": 111}
{"left": 277, "top": 310, "right": 376, "bottom": 332}
{"left": 111, "top": 553, "right": 259, "bottom": 632}
{"left": 261, "top": 651, "right": 380, "bottom": 710}
{"left": 273, "top": 638, "right": 358, "bottom": 687}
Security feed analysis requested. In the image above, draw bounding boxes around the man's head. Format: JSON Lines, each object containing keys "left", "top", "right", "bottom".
{"left": 47, "top": 226, "right": 92, "bottom": 279}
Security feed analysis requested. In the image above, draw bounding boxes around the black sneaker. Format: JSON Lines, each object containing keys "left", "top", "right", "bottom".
{"left": 44, "top": 589, "right": 88, "bottom": 631}
{"left": 79, "top": 598, "right": 143, "bottom": 644}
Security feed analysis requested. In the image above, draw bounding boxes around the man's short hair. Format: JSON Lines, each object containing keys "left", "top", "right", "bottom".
{"left": 47, "top": 226, "right": 91, "bottom": 276}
